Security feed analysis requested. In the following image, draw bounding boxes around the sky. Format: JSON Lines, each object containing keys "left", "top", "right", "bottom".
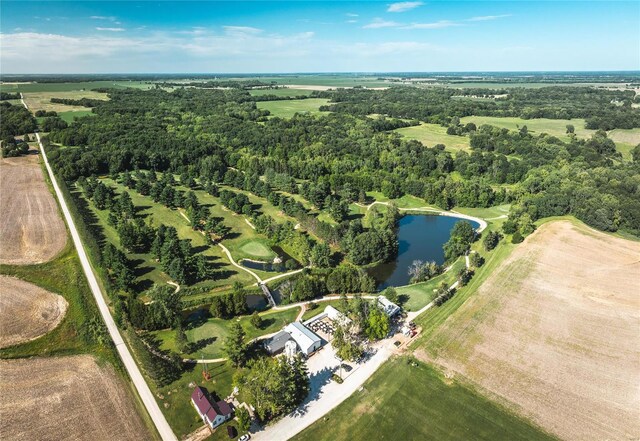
{"left": 1, "top": 1, "right": 638, "bottom": 74}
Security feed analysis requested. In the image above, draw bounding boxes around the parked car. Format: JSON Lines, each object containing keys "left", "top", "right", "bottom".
{"left": 340, "top": 363, "right": 353, "bottom": 372}
{"left": 239, "top": 434, "right": 251, "bottom": 441}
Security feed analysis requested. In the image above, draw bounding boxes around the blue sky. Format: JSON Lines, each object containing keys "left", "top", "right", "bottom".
{"left": 1, "top": 1, "right": 638, "bottom": 73}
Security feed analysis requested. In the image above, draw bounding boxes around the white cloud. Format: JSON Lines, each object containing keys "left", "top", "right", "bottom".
{"left": 387, "top": 2, "right": 424, "bottom": 13}
{"left": 347, "top": 20, "right": 358, "bottom": 23}
{"left": 223, "top": 26, "right": 263, "bottom": 37}
{"left": 90, "top": 15, "right": 118, "bottom": 21}
{"left": 403, "top": 20, "right": 460, "bottom": 29}
{"left": 96, "top": 27, "right": 125, "bottom": 32}
{"left": 346, "top": 13, "right": 359, "bottom": 17}
{"left": 467, "top": 14, "right": 512, "bottom": 22}
{"left": 363, "top": 18, "right": 401, "bottom": 29}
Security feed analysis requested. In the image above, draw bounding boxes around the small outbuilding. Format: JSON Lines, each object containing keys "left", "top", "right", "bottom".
{"left": 264, "top": 330, "right": 293, "bottom": 355}
{"left": 324, "top": 305, "right": 351, "bottom": 327}
{"left": 284, "top": 322, "right": 322, "bottom": 356}
{"left": 191, "top": 386, "right": 233, "bottom": 429}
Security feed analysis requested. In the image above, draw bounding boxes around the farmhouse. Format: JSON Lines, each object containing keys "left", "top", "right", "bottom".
{"left": 191, "top": 386, "right": 233, "bottom": 429}
{"left": 284, "top": 322, "right": 322, "bottom": 356}
{"left": 377, "top": 296, "right": 401, "bottom": 317}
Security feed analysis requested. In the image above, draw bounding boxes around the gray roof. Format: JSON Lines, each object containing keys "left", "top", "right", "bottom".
{"left": 284, "top": 322, "right": 321, "bottom": 354}
{"left": 264, "top": 330, "right": 292, "bottom": 354}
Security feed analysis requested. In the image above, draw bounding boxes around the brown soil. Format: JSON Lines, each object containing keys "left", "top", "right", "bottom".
{"left": 0, "top": 355, "right": 150, "bottom": 440}
{"left": 419, "top": 220, "right": 640, "bottom": 440}
{"left": 0, "top": 276, "right": 68, "bottom": 348}
{"left": 0, "top": 152, "right": 67, "bottom": 264}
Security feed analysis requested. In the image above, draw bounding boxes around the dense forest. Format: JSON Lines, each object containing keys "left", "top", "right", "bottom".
{"left": 45, "top": 86, "right": 639, "bottom": 238}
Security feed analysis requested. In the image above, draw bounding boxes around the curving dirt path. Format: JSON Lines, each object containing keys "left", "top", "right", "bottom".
{"left": 0, "top": 276, "right": 68, "bottom": 348}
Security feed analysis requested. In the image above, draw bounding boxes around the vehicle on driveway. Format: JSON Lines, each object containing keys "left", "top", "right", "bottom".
{"left": 239, "top": 434, "right": 251, "bottom": 441}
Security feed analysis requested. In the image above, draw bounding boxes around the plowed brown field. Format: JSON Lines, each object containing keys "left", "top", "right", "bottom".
{"left": 418, "top": 220, "right": 640, "bottom": 440}
{"left": 0, "top": 152, "right": 66, "bottom": 264}
{"left": 0, "top": 276, "right": 68, "bottom": 348}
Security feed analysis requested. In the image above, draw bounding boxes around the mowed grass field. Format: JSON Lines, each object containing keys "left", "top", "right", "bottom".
{"left": 395, "top": 122, "right": 471, "bottom": 151}
{"left": 293, "top": 356, "right": 554, "bottom": 441}
{"left": 257, "top": 98, "right": 330, "bottom": 118}
{"left": 417, "top": 219, "right": 640, "bottom": 440}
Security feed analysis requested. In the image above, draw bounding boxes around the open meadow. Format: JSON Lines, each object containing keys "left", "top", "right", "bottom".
{"left": 22, "top": 90, "right": 108, "bottom": 113}
{"left": 293, "top": 356, "right": 553, "bottom": 441}
{"left": 0, "top": 151, "right": 67, "bottom": 265}
{"left": 417, "top": 220, "right": 640, "bottom": 440}
{"left": 394, "top": 122, "right": 470, "bottom": 151}
{"left": 256, "top": 98, "right": 330, "bottom": 118}
{"left": 0, "top": 276, "right": 67, "bottom": 349}
{"left": 0, "top": 355, "right": 150, "bottom": 441}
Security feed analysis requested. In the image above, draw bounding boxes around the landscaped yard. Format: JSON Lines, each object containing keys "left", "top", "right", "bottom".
{"left": 154, "top": 307, "right": 300, "bottom": 359}
{"left": 292, "top": 356, "right": 554, "bottom": 441}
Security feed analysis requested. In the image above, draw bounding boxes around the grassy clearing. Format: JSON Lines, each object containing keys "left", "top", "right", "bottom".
{"left": 293, "top": 356, "right": 554, "bottom": 441}
{"left": 460, "top": 116, "right": 639, "bottom": 159}
{"left": 249, "top": 88, "right": 312, "bottom": 97}
{"left": 257, "top": 98, "right": 330, "bottom": 118}
{"left": 58, "top": 110, "right": 95, "bottom": 123}
{"left": 154, "top": 307, "right": 300, "bottom": 359}
{"left": 395, "top": 122, "right": 471, "bottom": 151}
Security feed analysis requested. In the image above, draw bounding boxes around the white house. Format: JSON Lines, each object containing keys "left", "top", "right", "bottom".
{"left": 191, "top": 386, "right": 233, "bottom": 429}
{"left": 284, "top": 321, "right": 322, "bottom": 356}
{"left": 377, "top": 295, "right": 401, "bottom": 317}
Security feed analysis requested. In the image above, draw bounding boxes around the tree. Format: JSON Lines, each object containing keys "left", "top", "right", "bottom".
{"left": 236, "top": 407, "right": 251, "bottom": 433}
{"left": 512, "top": 230, "right": 524, "bottom": 244}
{"left": 483, "top": 230, "right": 501, "bottom": 251}
{"left": 457, "top": 268, "right": 474, "bottom": 286}
{"left": 566, "top": 124, "right": 575, "bottom": 134}
{"left": 365, "top": 306, "right": 389, "bottom": 341}
{"left": 382, "top": 286, "right": 398, "bottom": 304}
{"left": 175, "top": 324, "right": 189, "bottom": 353}
{"left": 250, "top": 311, "right": 263, "bottom": 329}
{"left": 310, "top": 243, "right": 331, "bottom": 268}
{"left": 443, "top": 220, "right": 475, "bottom": 262}
{"left": 224, "top": 322, "right": 247, "bottom": 367}
{"left": 470, "top": 252, "right": 484, "bottom": 268}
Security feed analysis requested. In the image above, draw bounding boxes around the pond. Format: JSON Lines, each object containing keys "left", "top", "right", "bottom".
{"left": 368, "top": 214, "right": 480, "bottom": 289}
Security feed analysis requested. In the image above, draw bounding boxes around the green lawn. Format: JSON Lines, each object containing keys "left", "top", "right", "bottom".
{"left": 257, "top": 98, "right": 330, "bottom": 118}
{"left": 154, "top": 307, "right": 300, "bottom": 359}
{"left": 238, "top": 239, "right": 275, "bottom": 260}
{"left": 300, "top": 300, "right": 348, "bottom": 321}
{"left": 152, "top": 360, "right": 235, "bottom": 439}
{"left": 293, "top": 356, "right": 554, "bottom": 441}
{"left": 397, "top": 258, "right": 466, "bottom": 311}
{"left": 0, "top": 80, "right": 155, "bottom": 93}
{"left": 395, "top": 122, "right": 471, "bottom": 151}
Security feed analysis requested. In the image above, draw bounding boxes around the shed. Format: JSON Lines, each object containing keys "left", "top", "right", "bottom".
{"left": 264, "top": 330, "right": 293, "bottom": 355}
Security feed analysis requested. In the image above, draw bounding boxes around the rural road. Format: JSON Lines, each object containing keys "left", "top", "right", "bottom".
{"left": 35, "top": 132, "right": 178, "bottom": 441}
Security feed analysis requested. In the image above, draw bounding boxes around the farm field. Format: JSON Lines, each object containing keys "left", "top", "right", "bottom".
{"left": 0, "top": 80, "right": 155, "bottom": 93}
{"left": 293, "top": 356, "right": 553, "bottom": 441}
{"left": 257, "top": 98, "right": 330, "bottom": 118}
{"left": 418, "top": 220, "right": 640, "bottom": 440}
{"left": 22, "top": 90, "right": 108, "bottom": 113}
{"left": 0, "top": 152, "right": 67, "bottom": 265}
{"left": 0, "top": 276, "right": 67, "bottom": 349}
{"left": 58, "top": 109, "right": 94, "bottom": 123}
{"left": 0, "top": 355, "right": 150, "bottom": 440}
{"left": 394, "top": 122, "right": 471, "bottom": 151}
